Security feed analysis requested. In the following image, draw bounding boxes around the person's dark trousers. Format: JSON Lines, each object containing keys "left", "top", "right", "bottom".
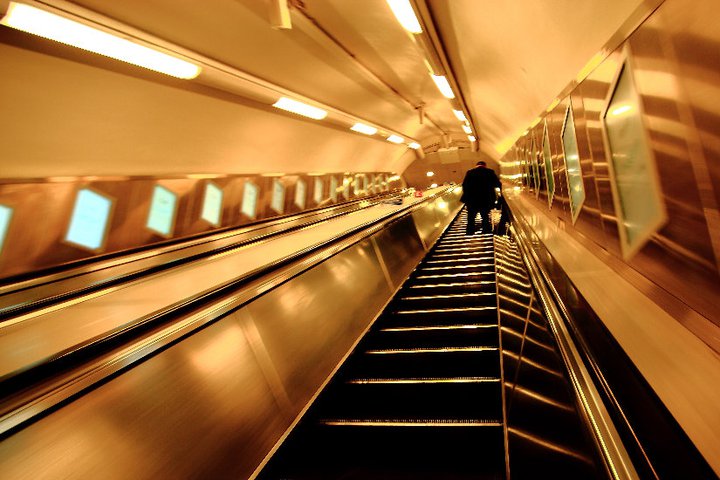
{"left": 479, "top": 207, "right": 492, "bottom": 233}
{"left": 465, "top": 206, "right": 479, "bottom": 235}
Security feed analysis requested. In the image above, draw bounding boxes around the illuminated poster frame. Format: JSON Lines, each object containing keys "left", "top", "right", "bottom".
{"left": 561, "top": 99, "right": 586, "bottom": 224}
{"left": 241, "top": 182, "right": 259, "bottom": 219}
{"left": 342, "top": 176, "right": 351, "bottom": 200}
{"left": 601, "top": 49, "right": 667, "bottom": 259}
{"left": 542, "top": 120, "right": 555, "bottom": 208}
{"left": 314, "top": 177, "right": 323, "bottom": 204}
{"left": 146, "top": 184, "right": 178, "bottom": 237}
{"left": 271, "top": 179, "right": 285, "bottom": 214}
{"left": 201, "top": 182, "right": 223, "bottom": 227}
{"left": 295, "top": 178, "right": 307, "bottom": 209}
{"left": 0, "top": 204, "right": 13, "bottom": 258}
{"left": 353, "top": 175, "right": 361, "bottom": 196}
{"left": 64, "top": 187, "right": 114, "bottom": 252}
{"left": 531, "top": 135, "right": 541, "bottom": 197}
{"left": 330, "top": 176, "right": 338, "bottom": 202}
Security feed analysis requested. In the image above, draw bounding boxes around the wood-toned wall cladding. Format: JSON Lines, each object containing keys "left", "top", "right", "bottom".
{"left": 0, "top": 172, "right": 402, "bottom": 280}
{"left": 499, "top": 0, "right": 720, "bottom": 344}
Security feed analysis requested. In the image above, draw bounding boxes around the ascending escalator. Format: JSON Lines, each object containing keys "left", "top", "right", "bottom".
{"left": 258, "top": 210, "right": 602, "bottom": 479}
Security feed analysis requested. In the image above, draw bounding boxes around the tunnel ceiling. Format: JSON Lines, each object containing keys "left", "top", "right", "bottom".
{"left": 67, "top": 0, "right": 643, "bottom": 165}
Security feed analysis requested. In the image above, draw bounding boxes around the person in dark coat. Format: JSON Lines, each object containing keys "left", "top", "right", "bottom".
{"left": 461, "top": 161, "right": 502, "bottom": 235}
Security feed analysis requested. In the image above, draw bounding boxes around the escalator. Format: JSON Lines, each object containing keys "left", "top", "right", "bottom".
{"left": 257, "top": 209, "right": 602, "bottom": 479}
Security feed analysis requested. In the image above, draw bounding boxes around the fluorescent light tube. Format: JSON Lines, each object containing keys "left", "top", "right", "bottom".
{"left": 0, "top": 2, "right": 200, "bottom": 79}
{"left": 431, "top": 75, "right": 455, "bottom": 98}
{"left": 462, "top": 125, "right": 472, "bottom": 134}
{"left": 387, "top": 134, "right": 404, "bottom": 144}
{"left": 386, "top": 0, "right": 422, "bottom": 34}
{"left": 350, "top": 122, "right": 377, "bottom": 135}
{"left": 468, "top": 135, "right": 476, "bottom": 142}
{"left": 273, "top": 97, "right": 328, "bottom": 120}
{"left": 453, "top": 109, "right": 467, "bottom": 122}
{"left": 408, "top": 142, "right": 421, "bottom": 149}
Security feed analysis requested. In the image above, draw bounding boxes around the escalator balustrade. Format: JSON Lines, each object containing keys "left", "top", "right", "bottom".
{"left": 258, "top": 211, "right": 601, "bottom": 479}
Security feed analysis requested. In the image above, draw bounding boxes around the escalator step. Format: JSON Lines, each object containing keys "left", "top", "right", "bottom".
{"left": 312, "top": 382, "right": 503, "bottom": 421}
{"left": 260, "top": 424, "right": 506, "bottom": 480}
{"left": 342, "top": 350, "right": 501, "bottom": 379}
{"left": 379, "top": 308, "right": 497, "bottom": 328}
{"left": 396, "top": 291, "right": 496, "bottom": 309}
{"left": 363, "top": 326, "right": 498, "bottom": 349}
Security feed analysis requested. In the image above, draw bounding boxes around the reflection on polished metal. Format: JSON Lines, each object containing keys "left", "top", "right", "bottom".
{"left": 501, "top": 326, "right": 554, "bottom": 352}
{"left": 497, "top": 273, "right": 531, "bottom": 288}
{"left": 499, "top": 294, "right": 542, "bottom": 313}
{"left": 394, "top": 306, "right": 496, "bottom": 314}
{"left": 508, "top": 427, "right": 594, "bottom": 463}
{"left": 366, "top": 346, "right": 498, "bottom": 354}
{"left": 320, "top": 419, "right": 504, "bottom": 427}
{"left": 348, "top": 377, "right": 500, "bottom": 384}
{"left": 504, "top": 383, "right": 574, "bottom": 411}
{"left": 497, "top": 284, "right": 532, "bottom": 298}
{"left": 502, "top": 350, "right": 563, "bottom": 378}
{"left": 380, "top": 324, "right": 497, "bottom": 332}
{"left": 430, "top": 251, "right": 493, "bottom": 258}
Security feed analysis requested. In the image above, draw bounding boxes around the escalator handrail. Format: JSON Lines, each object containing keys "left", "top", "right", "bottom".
{"left": 510, "top": 221, "right": 639, "bottom": 480}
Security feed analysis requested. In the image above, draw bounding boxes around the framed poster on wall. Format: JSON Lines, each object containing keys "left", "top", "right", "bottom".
{"left": 146, "top": 185, "right": 178, "bottom": 237}
{"left": 602, "top": 50, "right": 667, "bottom": 259}
{"left": 64, "top": 187, "right": 114, "bottom": 251}
{"left": 201, "top": 182, "right": 223, "bottom": 226}
{"left": 0, "top": 204, "right": 13, "bottom": 257}
{"left": 561, "top": 99, "right": 586, "bottom": 224}
{"left": 542, "top": 121, "right": 555, "bottom": 208}
{"left": 241, "top": 182, "right": 259, "bottom": 219}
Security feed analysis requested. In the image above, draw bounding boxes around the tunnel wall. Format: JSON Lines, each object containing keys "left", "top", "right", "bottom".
{"left": 500, "top": 0, "right": 720, "bottom": 474}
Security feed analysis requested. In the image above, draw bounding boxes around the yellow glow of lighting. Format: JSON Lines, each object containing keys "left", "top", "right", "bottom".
{"left": 350, "top": 122, "right": 377, "bottom": 135}
{"left": 468, "top": 135, "right": 476, "bottom": 142}
{"left": 576, "top": 52, "right": 605, "bottom": 83}
{"left": 408, "top": 142, "right": 421, "bottom": 149}
{"left": 462, "top": 125, "right": 472, "bottom": 134}
{"left": 611, "top": 105, "right": 632, "bottom": 116}
{"left": 453, "top": 109, "right": 467, "bottom": 122}
{"left": 0, "top": 2, "right": 201, "bottom": 79}
{"left": 431, "top": 75, "right": 455, "bottom": 98}
{"left": 386, "top": 0, "right": 422, "bottom": 34}
{"left": 546, "top": 98, "right": 560, "bottom": 112}
{"left": 426, "top": 171, "right": 434, "bottom": 177}
{"left": 430, "top": 183, "right": 438, "bottom": 188}
{"left": 273, "top": 97, "right": 327, "bottom": 119}
{"left": 387, "top": 134, "right": 404, "bottom": 144}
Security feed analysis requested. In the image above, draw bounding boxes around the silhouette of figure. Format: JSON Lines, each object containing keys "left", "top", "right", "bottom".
{"left": 460, "top": 161, "right": 501, "bottom": 235}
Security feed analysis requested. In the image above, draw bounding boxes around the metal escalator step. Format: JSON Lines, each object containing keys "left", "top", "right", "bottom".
{"left": 346, "top": 376, "right": 500, "bottom": 385}
{"left": 379, "top": 309, "right": 497, "bottom": 329}
{"left": 319, "top": 418, "right": 502, "bottom": 426}
{"left": 259, "top": 424, "right": 506, "bottom": 480}
{"left": 397, "top": 292, "right": 496, "bottom": 309}
{"left": 313, "top": 382, "right": 503, "bottom": 421}
{"left": 363, "top": 327, "right": 498, "bottom": 350}
{"left": 342, "top": 350, "right": 501, "bottom": 379}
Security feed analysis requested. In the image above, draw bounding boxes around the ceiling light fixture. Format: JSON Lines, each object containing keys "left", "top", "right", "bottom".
{"left": 426, "top": 171, "right": 434, "bottom": 177}
{"left": 387, "top": 134, "right": 404, "bottom": 144}
{"left": 408, "top": 142, "right": 421, "bottom": 149}
{"left": 386, "top": 0, "right": 422, "bottom": 34}
{"left": 0, "top": 2, "right": 201, "bottom": 79}
{"left": 462, "top": 125, "right": 472, "bottom": 134}
{"left": 350, "top": 122, "right": 378, "bottom": 135}
{"left": 453, "top": 109, "right": 467, "bottom": 122}
{"left": 468, "top": 135, "right": 476, "bottom": 142}
{"left": 431, "top": 74, "right": 455, "bottom": 99}
{"left": 273, "top": 97, "right": 328, "bottom": 120}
